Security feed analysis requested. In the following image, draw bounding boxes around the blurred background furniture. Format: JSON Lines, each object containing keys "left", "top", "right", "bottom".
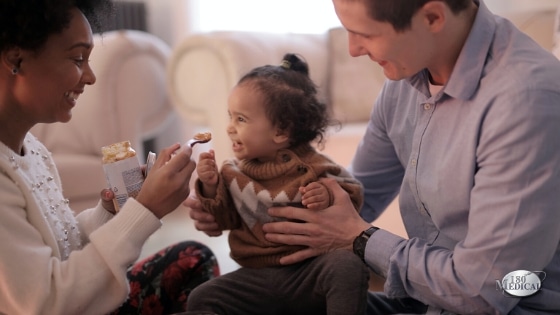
{"left": 31, "top": 29, "right": 183, "bottom": 212}
{"left": 100, "top": 1, "right": 148, "bottom": 33}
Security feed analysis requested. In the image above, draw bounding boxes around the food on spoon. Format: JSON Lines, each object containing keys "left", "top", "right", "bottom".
{"left": 187, "top": 131, "right": 212, "bottom": 147}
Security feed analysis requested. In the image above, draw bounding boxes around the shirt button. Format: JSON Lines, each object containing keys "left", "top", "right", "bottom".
{"left": 423, "top": 103, "right": 432, "bottom": 110}
{"left": 411, "top": 158, "right": 417, "bottom": 166}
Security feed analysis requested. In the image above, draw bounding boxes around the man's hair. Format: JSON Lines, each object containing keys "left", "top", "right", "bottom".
{"left": 361, "top": 0, "right": 472, "bottom": 31}
{"left": 0, "top": 0, "right": 113, "bottom": 52}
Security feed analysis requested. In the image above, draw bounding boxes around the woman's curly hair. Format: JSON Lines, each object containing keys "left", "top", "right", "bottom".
{"left": 238, "top": 53, "right": 338, "bottom": 149}
{"left": 0, "top": 0, "right": 113, "bottom": 53}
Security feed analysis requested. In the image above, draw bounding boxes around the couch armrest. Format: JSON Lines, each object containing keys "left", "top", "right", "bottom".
{"left": 167, "top": 31, "right": 329, "bottom": 164}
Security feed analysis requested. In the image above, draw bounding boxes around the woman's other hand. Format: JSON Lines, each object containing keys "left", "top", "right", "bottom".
{"left": 100, "top": 188, "right": 116, "bottom": 214}
{"left": 136, "top": 143, "right": 196, "bottom": 219}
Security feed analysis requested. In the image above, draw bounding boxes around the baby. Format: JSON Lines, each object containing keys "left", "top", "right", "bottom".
{"left": 186, "top": 53, "right": 369, "bottom": 315}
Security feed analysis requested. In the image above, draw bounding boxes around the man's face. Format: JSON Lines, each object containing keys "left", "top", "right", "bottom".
{"left": 332, "top": 0, "right": 432, "bottom": 80}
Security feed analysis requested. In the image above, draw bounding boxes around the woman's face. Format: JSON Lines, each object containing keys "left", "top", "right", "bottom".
{"left": 13, "top": 8, "right": 96, "bottom": 125}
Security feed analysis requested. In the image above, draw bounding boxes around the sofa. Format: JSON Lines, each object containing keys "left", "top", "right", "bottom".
{"left": 31, "top": 30, "right": 184, "bottom": 211}
{"left": 167, "top": 6, "right": 558, "bottom": 239}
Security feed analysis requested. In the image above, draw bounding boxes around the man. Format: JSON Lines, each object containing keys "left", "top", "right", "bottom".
{"left": 189, "top": 0, "right": 560, "bottom": 313}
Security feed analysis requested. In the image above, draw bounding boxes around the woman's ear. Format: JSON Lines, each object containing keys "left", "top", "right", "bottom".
{"left": 1, "top": 48, "right": 23, "bottom": 74}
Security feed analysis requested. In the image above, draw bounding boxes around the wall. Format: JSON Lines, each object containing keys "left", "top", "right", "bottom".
{"left": 123, "top": 0, "right": 559, "bottom": 47}
{"left": 145, "top": 0, "right": 200, "bottom": 46}
{"left": 116, "top": 0, "right": 198, "bottom": 45}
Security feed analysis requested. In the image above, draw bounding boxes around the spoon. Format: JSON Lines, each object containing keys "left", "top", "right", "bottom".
{"left": 186, "top": 131, "right": 212, "bottom": 147}
{"left": 145, "top": 132, "right": 212, "bottom": 176}
{"left": 145, "top": 151, "right": 156, "bottom": 176}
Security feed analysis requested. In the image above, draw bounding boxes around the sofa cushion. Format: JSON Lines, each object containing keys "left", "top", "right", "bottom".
{"left": 327, "top": 28, "right": 386, "bottom": 124}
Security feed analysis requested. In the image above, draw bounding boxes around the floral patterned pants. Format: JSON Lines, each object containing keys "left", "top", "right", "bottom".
{"left": 110, "top": 241, "right": 220, "bottom": 315}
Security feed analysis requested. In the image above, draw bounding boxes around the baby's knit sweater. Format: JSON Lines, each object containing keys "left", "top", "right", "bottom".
{"left": 196, "top": 144, "right": 363, "bottom": 268}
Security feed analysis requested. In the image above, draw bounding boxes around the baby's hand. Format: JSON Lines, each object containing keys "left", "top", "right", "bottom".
{"left": 300, "top": 181, "right": 330, "bottom": 210}
{"left": 197, "top": 150, "right": 218, "bottom": 186}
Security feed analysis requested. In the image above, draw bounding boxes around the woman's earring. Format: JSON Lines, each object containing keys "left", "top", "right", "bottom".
{"left": 11, "top": 67, "right": 19, "bottom": 75}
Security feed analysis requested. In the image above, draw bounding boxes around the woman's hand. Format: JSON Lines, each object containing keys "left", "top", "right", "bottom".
{"left": 100, "top": 188, "right": 116, "bottom": 214}
{"left": 184, "top": 192, "right": 223, "bottom": 237}
{"left": 136, "top": 143, "right": 196, "bottom": 219}
{"left": 262, "top": 177, "right": 372, "bottom": 265}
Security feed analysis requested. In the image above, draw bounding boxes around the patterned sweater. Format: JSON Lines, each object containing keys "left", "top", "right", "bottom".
{"left": 196, "top": 144, "right": 363, "bottom": 268}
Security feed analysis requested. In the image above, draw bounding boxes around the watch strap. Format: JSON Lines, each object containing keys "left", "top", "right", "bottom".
{"left": 353, "top": 226, "right": 379, "bottom": 262}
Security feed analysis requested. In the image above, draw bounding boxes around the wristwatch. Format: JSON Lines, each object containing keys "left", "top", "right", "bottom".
{"left": 353, "top": 226, "right": 379, "bottom": 262}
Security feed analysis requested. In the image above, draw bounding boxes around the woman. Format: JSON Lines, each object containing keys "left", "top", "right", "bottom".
{"left": 0, "top": 1, "right": 218, "bottom": 314}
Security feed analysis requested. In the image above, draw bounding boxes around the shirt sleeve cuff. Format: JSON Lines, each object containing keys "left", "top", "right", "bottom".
{"left": 364, "top": 229, "right": 406, "bottom": 278}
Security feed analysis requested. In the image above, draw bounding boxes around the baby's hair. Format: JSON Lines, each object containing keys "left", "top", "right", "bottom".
{"left": 237, "top": 53, "right": 337, "bottom": 149}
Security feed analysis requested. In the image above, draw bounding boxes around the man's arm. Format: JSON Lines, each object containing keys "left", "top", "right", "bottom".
{"left": 263, "top": 177, "right": 372, "bottom": 265}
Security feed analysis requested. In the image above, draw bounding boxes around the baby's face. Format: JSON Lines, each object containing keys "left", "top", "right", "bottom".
{"left": 226, "top": 84, "right": 289, "bottom": 162}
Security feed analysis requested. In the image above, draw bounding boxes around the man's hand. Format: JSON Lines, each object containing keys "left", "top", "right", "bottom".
{"left": 262, "top": 177, "right": 372, "bottom": 265}
{"left": 185, "top": 192, "right": 223, "bottom": 237}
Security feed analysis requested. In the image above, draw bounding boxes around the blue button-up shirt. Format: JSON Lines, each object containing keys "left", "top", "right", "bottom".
{"left": 353, "top": 1, "right": 560, "bottom": 314}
